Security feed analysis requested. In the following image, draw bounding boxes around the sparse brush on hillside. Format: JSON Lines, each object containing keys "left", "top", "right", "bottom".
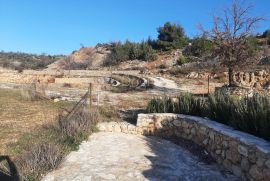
{"left": 183, "top": 35, "right": 213, "bottom": 57}
{"left": 104, "top": 40, "right": 157, "bottom": 66}
{"left": 147, "top": 92, "right": 270, "bottom": 141}
{"left": 0, "top": 51, "right": 63, "bottom": 70}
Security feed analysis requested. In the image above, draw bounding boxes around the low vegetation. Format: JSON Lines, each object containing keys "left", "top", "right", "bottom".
{"left": 155, "top": 22, "right": 188, "bottom": 51}
{"left": 104, "top": 41, "right": 157, "bottom": 66}
{"left": 183, "top": 35, "right": 212, "bottom": 57}
{"left": 0, "top": 52, "right": 63, "bottom": 70}
{"left": 12, "top": 109, "right": 98, "bottom": 180}
{"left": 0, "top": 88, "right": 101, "bottom": 180}
{"left": 0, "top": 89, "right": 74, "bottom": 155}
{"left": 147, "top": 92, "right": 270, "bottom": 141}
{"left": 104, "top": 22, "right": 189, "bottom": 66}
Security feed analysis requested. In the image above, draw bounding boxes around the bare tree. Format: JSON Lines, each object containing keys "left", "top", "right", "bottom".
{"left": 203, "top": 0, "right": 263, "bottom": 86}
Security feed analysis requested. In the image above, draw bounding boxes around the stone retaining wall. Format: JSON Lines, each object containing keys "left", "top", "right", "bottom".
{"left": 97, "top": 114, "right": 270, "bottom": 180}
{"left": 137, "top": 113, "right": 270, "bottom": 181}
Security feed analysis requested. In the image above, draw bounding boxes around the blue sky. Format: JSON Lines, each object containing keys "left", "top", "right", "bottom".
{"left": 0, "top": 0, "right": 269, "bottom": 55}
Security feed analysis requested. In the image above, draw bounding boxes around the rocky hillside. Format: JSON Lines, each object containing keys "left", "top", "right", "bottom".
{"left": 47, "top": 45, "right": 111, "bottom": 70}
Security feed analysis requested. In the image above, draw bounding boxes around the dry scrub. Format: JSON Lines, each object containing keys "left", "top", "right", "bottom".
{"left": 12, "top": 109, "right": 99, "bottom": 180}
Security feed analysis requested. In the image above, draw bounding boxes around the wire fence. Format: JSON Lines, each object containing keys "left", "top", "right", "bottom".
{"left": 58, "top": 84, "right": 93, "bottom": 125}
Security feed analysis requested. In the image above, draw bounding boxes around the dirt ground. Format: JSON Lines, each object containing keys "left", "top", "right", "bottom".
{"left": 0, "top": 89, "right": 74, "bottom": 155}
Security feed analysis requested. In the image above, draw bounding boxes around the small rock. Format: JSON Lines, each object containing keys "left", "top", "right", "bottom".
{"left": 249, "top": 165, "right": 263, "bottom": 180}
{"left": 238, "top": 145, "right": 248, "bottom": 157}
{"left": 222, "top": 141, "right": 228, "bottom": 148}
{"left": 54, "top": 98, "right": 60, "bottom": 102}
{"left": 203, "top": 139, "right": 208, "bottom": 145}
{"left": 232, "top": 164, "right": 242, "bottom": 177}
{"left": 241, "top": 158, "right": 250, "bottom": 172}
{"left": 248, "top": 151, "right": 257, "bottom": 163}
{"left": 199, "top": 127, "right": 207, "bottom": 134}
{"left": 265, "top": 159, "right": 270, "bottom": 169}
{"left": 113, "top": 124, "right": 122, "bottom": 133}
{"left": 256, "top": 157, "right": 265, "bottom": 167}
{"left": 190, "top": 128, "right": 196, "bottom": 135}
{"left": 172, "top": 119, "right": 181, "bottom": 127}
{"left": 262, "top": 168, "right": 270, "bottom": 180}
{"left": 221, "top": 150, "right": 226, "bottom": 159}
{"left": 209, "top": 131, "right": 215, "bottom": 140}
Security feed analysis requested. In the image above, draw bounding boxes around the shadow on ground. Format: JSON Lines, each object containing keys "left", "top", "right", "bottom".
{"left": 0, "top": 156, "right": 20, "bottom": 181}
{"left": 141, "top": 134, "right": 238, "bottom": 181}
{"left": 118, "top": 108, "right": 145, "bottom": 125}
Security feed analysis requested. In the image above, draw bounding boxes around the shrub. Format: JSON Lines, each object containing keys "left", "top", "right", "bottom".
{"left": 183, "top": 36, "right": 213, "bottom": 57}
{"left": 207, "top": 92, "right": 234, "bottom": 124}
{"left": 176, "top": 93, "right": 206, "bottom": 117}
{"left": 146, "top": 92, "right": 270, "bottom": 141}
{"left": 105, "top": 40, "right": 157, "bottom": 65}
{"left": 146, "top": 93, "right": 206, "bottom": 117}
{"left": 146, "top": 96, "right": 175, "bottom": 113}
{"left": 13, "top": 108, "right": 99, "bottom": 180}
{"left": 0, "top": 52, "right": 61, "bottom": 70}
{"left": 177, "top": 56, "right": 186, "bottom": 65}
{"left": 231, "top": 94, "right": 270, "bottom": 139}
{"left": 20, "top": 83, "right": 47, "bottom": 101}
{"left": 58, "top": 109, "right": 99, "bottom": 148}
{"left": 15, "top": 142, "right": 63, "bottom": 181}
{"left": 156, "top": 22, "right": 188, "bottom": 51}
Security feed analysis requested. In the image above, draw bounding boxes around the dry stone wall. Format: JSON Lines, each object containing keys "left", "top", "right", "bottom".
{"left": 97, "top": 114, "right": 270, "bottom": 181}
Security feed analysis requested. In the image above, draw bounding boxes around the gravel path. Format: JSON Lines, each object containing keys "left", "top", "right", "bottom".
{"left": 42, "top": 132, "right": 237, "bottom": 181}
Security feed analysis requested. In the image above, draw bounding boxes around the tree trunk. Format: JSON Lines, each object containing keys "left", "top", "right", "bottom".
{"left": 228, "top": 67, "right": 234, "bottom": 87}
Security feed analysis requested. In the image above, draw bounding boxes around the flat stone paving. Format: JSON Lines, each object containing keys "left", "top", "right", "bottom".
{"left": 42, "top": 132, "right": 238, "bottom": 181}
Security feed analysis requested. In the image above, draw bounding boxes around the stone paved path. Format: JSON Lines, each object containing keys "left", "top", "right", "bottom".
{"left": 43, "top": 132, "right": 237, "bottom": 181}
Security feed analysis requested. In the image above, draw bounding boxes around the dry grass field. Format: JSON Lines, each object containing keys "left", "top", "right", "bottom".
{"left": 0, "top": 88, "right": 74, "bottom": 155}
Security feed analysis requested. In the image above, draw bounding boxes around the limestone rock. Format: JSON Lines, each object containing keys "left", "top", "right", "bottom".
{"left": 238, "top": 145, "right": 248, "bottom": 157}
{"left": 241, "top": 158, "right": 250, "bottom": 172}
{"left": 249, "top": 165, "right": 263, "bottom": 180}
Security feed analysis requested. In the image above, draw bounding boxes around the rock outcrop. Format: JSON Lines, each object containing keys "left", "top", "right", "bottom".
{"left": 47, "top": 46, "right": 111, "bottom": 70}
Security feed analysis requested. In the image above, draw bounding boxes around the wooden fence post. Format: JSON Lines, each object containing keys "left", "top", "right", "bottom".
{"left": 89, "top": 83, "right": 92, "bottom": 110}
{"left": 208, "top": 75, "right": 210, "bottom": 95}
{"left": 97, "top": 91, "right": 100, "bottom": 108}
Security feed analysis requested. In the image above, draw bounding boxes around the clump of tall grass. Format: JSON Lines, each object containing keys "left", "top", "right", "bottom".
{"left": 207, "top": 92, "right": 234, "bottom": 124}
{"left": 176, "top": 93, "right": 206, "bottom": 117}
{"left": 146, "top": 92, "right": 270, "bottom": 141}
{"left": 57, "top": 109, "right": 99, "bottom": 150}
{"left": 20, "top": 83, "right": 48, "bottom": 101}
{"left": 15, "top": 143, "right": 63, "bottom": 181}
{"left": 231, "top": 94, "right": 270, "bottom": 140}
{"left": 146, "top": 96, "right": 175, "bottom": 113}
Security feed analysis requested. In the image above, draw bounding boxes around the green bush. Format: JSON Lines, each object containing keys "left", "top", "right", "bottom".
{"left": 146, "top": 93, "right": 270, "bottom": 141}
{"left": 207, "top": 92, "right": 234, "bottom": 124}
{"left": 177, "top": 56, "right": 186, "bottom": 65}
{"left": 184, "top": 36, "right": 213, "bottom": 57}
{"left": 146, "top": 96, "right": 175, "bottom": 113}
{"left": 231, "top": 94, "right": 270, "bottom": 139}
{"left": 156, "top": 22, "right": 188, "bottom": 51}
{"left": 176, "top": 93, "right": 206, "bottom": 117}
{"left": 105, "top": 40, "right": 157, "bottom": 65}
